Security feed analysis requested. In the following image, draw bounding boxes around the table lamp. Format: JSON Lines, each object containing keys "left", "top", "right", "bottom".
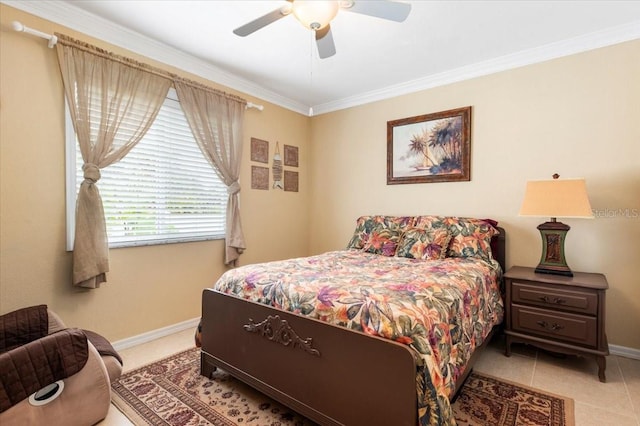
{"left": 519, "top": 173, "right": 593, "bottom": 277}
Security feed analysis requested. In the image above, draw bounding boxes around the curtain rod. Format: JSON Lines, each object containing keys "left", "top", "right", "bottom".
{"left": 12, "top": 21, "right": 265, "bottom": 111}
{"left": 12, "top": 21, "right": 57, "bottom": 48}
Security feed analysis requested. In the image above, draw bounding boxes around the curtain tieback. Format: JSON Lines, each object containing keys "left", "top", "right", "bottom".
{"left": 227, "top": 181, "right": 241, "bottom": 196}
{"left": 82, "top": 163, "right": 101, "bottom": 183}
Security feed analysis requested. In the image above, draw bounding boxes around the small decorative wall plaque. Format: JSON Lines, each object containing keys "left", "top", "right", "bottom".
{"left": 284, "top": 170, "right": 299, "bottom": 192}
{"left": 250, "top": 138, "right": 269, "bottom": 163}
{"left": 251, "top": 166, "right": 269, "bottom": 190}
{"left": 272, "top": 142, "right": 283, "bottom": 190}
{"left": 284, "top": 144, "right": 299, "bottom": 167}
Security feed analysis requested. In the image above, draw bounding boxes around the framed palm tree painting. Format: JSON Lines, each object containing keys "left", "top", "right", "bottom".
{"left": 387, "top": 106, "right": 471, "bottom": 184}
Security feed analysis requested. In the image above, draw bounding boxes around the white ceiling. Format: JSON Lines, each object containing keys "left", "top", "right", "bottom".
{"left": 6, "top": 1, "right": 640, "bottom": 115}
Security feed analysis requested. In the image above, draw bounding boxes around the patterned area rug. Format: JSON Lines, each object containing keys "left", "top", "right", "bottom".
{"left": 111, "top": 348, "right": 574, "bottom": 426}
{"left": 451, "top": 372, "right": 574, "bottom": 426}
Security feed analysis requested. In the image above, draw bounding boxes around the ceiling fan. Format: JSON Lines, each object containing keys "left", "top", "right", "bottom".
{"left": 233, "top": 0, "right": 412, "bottom": 59}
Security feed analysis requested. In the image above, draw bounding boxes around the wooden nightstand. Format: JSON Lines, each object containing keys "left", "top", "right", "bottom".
{"left": 503, "top": 266, "right": 609, "bottom": 382}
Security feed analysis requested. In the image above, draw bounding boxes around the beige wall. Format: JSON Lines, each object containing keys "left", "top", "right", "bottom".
{"left": 1, "top": 5, "right": 638, "bottom": 351}
{"left": 0, "top": 5, "right": 310, "bottom": 341}
{"left": 309, "top": 40, "right": 640, "bottom": 349}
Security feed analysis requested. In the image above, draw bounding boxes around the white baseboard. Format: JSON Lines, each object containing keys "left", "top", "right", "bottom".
{"left": 110, "top": 317, "right": 640, "bottom": 361}
{"left": 609, "top": 344, "right": 640, "bottom": 360}
{"left": 111, "top": 317, "right": 200, "bottom": 352}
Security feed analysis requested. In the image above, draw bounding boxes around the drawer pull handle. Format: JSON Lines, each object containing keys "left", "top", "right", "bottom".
{"left": 536, "top": 320, "right": 565, "bottom": 331}
{"left": 539, "top": 296, "right": 567, "bottom": 305}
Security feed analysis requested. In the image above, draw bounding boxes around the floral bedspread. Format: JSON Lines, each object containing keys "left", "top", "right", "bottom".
{"left": 213, "top": 250, "right": 504, "bottom": 425}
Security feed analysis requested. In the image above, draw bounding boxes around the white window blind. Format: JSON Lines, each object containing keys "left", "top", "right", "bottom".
{"left": 66, "top": 89, "right": 227, "bottom": 249}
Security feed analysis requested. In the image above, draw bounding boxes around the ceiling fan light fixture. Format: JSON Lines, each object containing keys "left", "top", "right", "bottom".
{"left": 233, "top": 0, "right": 412, "bottom": 59}
{"left": 292, "top": 0, "right": 340, "bottom": 31}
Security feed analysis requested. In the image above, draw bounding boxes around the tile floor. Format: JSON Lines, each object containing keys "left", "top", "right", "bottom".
{"left": 101, "top": 329, "right": 640, "bottom": 425}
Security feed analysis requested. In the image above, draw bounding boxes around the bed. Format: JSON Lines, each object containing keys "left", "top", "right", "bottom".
{"left": 200, "top": 215, "right": 505, "bottom": 426}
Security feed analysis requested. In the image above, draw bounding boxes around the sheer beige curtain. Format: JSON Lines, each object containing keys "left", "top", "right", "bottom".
{"left": 55, "top": 34, "right": 172, "bottom": 288}
{"left": 174, "top": 80, "right": 247, "bottom": 266}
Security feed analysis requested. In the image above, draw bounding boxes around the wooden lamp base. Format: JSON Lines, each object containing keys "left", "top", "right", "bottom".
{"left": 535, "top": 220, "right": 573, "bottom": 277}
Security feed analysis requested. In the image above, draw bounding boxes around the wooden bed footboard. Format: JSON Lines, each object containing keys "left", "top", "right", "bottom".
{"left": 201, "top": 289, "right": 419, "bottom": 426}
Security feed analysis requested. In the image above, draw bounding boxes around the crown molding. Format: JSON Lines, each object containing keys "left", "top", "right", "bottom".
{"left": 2, "top": 0, "right": 309, "bottom": 115}
{"left": 312, "top": 20, "right": 640, "bottom": 116}
{"left": 4, "top": 1, "right": 638, "bottom": 118}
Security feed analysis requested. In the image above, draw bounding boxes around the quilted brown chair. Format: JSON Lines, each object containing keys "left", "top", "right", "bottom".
{"left": 0, "top": 305, "right": 123, "bottom": 426}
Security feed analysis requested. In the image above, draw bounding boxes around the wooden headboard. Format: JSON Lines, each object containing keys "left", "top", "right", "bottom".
{"left": 493, "top": 226, "right": 506, "bottom": 273}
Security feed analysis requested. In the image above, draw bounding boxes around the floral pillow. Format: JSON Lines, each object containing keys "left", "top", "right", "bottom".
{"left": 396, "top": 227, "right": 452, "bottom": 260}
{"left": 347, "top": 215, "right": 413, "bottom": 250}
{"left": 361, "top": 225, "right": 402, "bottom": 256}
{"left": 347, "top": 216, "right": 374, "bottom": 249}
{"left": 413, "top": 215, "right": 499, "bottom": 262}
{"left": 444, "top": 217, "right": 499, "bottom": 262}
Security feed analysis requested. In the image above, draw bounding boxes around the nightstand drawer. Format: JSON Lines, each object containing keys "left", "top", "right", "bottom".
{"left": 511, "top": 304, "right": 597, "bottom": 347}
{"left": 512, "top": 282, "right": 598, "bottom": 315}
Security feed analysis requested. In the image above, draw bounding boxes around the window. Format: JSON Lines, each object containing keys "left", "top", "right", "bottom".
{"left": 65, "top": 89, "right": 227, "bottom": 250}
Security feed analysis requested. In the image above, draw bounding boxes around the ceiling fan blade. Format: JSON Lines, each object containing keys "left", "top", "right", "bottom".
{"left": 344, "top": 1, "right": 412, "bottom": 22}
{"left": 316, "top": 25, "right": 336, "bottom": 59}
{"left": 233, "top": 5, "right": 292, "bottom": 37}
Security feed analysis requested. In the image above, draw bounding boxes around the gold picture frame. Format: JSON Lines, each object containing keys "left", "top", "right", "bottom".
{"left": 387, "top": 106, "right": 471, "bottom": 184}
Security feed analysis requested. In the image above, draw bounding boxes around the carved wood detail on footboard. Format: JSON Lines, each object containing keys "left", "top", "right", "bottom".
{"left": 201, "top": 289, "right": 419, "bottom": 426}
{"left": 244, "top": 315, "right": 321, "bottom": 357}
{"left": 200, "top": 226, "right": 506, "bottom": 425}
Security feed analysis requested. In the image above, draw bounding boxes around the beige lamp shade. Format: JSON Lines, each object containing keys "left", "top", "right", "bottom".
{"left": 519, "top": 178, "right": 594, "bottom": 219}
